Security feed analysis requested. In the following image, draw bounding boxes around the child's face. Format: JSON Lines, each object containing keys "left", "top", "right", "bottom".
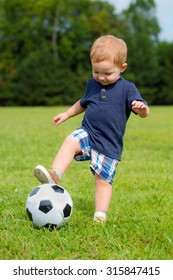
{"left": 92, "top": 60, "right": 125, "bottom": 86}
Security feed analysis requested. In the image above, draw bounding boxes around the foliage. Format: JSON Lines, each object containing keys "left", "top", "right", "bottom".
{"left": 0, "top": 106, "right": 173, "bottom": 259}
{"left": 0, "top": 0, "right": 173, "bottom": 106}
{"left": 122, "top": 0, "right": 160, "bottom": 103}
{"left": 154, "top": 42, "right": 173, "bottom": 105}
{"left": 4, "top": 49, "right": 84, "bottom": 106}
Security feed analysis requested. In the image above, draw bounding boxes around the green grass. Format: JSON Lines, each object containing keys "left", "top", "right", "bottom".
{"left": 0, "top": 106, "right": 173, "bottom": 260}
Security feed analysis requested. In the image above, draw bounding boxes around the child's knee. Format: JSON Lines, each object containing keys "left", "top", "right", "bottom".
{"left": 64, "top": 135, "right": 81, "bottom": 153}
{"left": 94, "top": 172, "right": 111, "bottom": 186}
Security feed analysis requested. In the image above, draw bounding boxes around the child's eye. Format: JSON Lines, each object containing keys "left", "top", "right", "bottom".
{"left": 105, "top": 73, "right": 112, "bottom": 76}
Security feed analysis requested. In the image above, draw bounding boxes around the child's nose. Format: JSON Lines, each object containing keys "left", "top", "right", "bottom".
{"left": 98, "top": 76, "right": 105, "bottom": 81}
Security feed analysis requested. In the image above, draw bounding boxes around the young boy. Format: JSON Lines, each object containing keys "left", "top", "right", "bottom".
{"left": 34, "top": 35, "right": 149, "bottom": 223}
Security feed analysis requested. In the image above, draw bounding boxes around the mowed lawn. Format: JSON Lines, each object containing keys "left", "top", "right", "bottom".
{"left": 0, "top": 106, "right": 173, "bottom": 260}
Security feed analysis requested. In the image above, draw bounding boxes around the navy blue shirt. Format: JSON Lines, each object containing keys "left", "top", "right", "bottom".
{"left": 80, "top": 77, "right": 147, "bottom": 160}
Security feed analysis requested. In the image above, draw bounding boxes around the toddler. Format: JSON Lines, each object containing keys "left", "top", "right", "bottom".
{"left": 34, "top": 35, "right": 149, "bottom": 223}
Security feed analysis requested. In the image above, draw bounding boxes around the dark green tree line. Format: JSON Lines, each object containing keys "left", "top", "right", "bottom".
{"left": 0, "top": 0, "right": 173, "bottom": 106}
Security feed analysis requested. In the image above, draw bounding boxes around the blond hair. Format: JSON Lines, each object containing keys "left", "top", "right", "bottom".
{"left": 90, "top": 35, "right": 127, "bottom": 67}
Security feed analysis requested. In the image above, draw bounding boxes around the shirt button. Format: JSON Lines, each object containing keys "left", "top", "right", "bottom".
{"left": 102, "top": 88, "right": 106, "bottom": 91}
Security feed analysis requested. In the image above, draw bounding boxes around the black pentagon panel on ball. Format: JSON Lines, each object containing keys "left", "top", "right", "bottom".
{"left": 63, "top": 203, "right": 72, "bottom": 218}
{"left": 29, "top": 187, "right": 40, "bottom": 197}
{"left": 39, "top": 200, "right": 53, "bottom": 213}
{"left": 26, "top": 208, "right": 33, "bottom": 221}
{"left": 51, "top": 185, "right": 64, "bottom": 193}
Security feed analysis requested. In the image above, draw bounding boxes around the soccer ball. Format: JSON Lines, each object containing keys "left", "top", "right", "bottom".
{"left": 26, "top": 183, "right": 73, "bottom": 229}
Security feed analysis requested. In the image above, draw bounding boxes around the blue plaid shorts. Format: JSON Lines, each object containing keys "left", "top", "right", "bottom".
{"left": 71, "top": 129, "right": 119, "bottom": 184}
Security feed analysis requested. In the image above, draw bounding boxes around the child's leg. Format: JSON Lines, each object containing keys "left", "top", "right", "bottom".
{"left": 34, "top": 135, "right": 81, "bottom": 184}
{"left": 52, "top": 135, "right": 81, "bottom": 174}
{"left": 94, "top": 173, "right": 112, "bottom": 222}
{"left": 90, "top": 149, "right": 118, "bottom": 222}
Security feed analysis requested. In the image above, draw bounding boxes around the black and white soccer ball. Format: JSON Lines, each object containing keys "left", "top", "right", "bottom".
{"left": 26, "top": 183, "right": 73, "bottom": 229}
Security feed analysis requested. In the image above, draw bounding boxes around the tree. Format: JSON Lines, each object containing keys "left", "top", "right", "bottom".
{"left": 0, "top": 0, "right": 173, "bottom": 106}
{"left": 154, "top": 42, "right": 173, "bottom": 105}
{"left": 0, "top": 0, "right": 126, "bottom": 105}
{"left": 122, "top": 0, "right": 160, "bottom": 103}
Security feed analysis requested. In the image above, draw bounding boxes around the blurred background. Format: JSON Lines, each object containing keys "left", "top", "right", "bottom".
{"left": 0, "top": 0, "right": 172, "bottom": 106}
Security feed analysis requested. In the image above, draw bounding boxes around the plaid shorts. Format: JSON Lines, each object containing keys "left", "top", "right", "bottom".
{"left": 71, "top": 129, "right": 119, "bottom": 184}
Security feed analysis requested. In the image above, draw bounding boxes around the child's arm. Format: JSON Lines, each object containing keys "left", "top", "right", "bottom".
{"left": 53, "top": 100, "right": 86, "bottom": 126}
{"left": 132, "top": 100, "right": 149, "bottom": 118}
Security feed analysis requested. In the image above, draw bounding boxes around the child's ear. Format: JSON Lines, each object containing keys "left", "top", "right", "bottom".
{"left": 121, "top": 63, "right": 128, "bottom": 73}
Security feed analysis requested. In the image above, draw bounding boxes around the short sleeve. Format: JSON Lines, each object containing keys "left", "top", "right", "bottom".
{"left": 126, "top": 82, "right": 148, "bottom": 113}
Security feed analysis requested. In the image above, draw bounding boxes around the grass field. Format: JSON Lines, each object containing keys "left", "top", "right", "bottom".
{"left": 0, "top": 106, "right": 173, "bottom": 260}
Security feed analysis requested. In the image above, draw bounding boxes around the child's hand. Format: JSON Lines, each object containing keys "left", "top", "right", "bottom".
{"left": 132, "top": 100, "right": 149, "bottom": 118}
{"left": 52, "top": 112, "right": 69, "bottom": 126}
